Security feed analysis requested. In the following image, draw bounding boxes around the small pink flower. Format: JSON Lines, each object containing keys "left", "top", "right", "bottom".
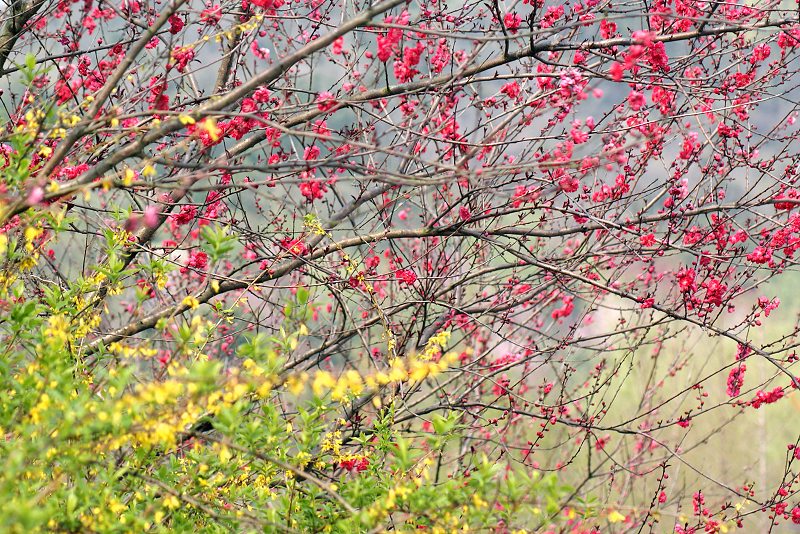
{"left": 200, "top": 4, "right": 222, "bottom": 24}
{"left": 332, "top": 37, "right": 344, "bottom": 55}
{"left": 503, "top": 12, "right": 521, "bottom": 33}
{"left": 26, "top": 186, "right": 44, "bottom": 206}
{"left": 251, "top": 41, "right": 270, "bottom": 60}
{"left": 316, "top": 92, "right": 336, "bottom": 112}
{"left": 143, "top": 205, "right": 160, "bottom": 228}
{"left": 609, "top": 62, "right": 624, "bottom": 81}
{"left": 627, "top": 90, "right": 646, "bottom": 111}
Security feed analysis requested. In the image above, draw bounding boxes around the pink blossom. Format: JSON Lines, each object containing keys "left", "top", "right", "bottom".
{"left": 251, "top": 41, "right": 270, "bottom": 60}
{"left": 746, "top": 246, "right": 772, "bottom": 264}
{"left": 26, "top": 186, "right": 44, "bottom": 206}
{"left": 143, "top": 205, "right": 160, "bottom": 228}
{"left": 316, "top": 92, "right": 336, "bottom": 112}
{"left": 627, "top": 90, "right": 646, "bottom": 111}
{"left": 200, "top": 5, "right": 222, "bottom": 24}
{"left": 332, "top": 37, "right": 344, "bottom": 55}
{"left": 180, "top": 250, "right": 208, "bottom": 274}
{"left": 503, "top": 12, "right": 521, "bottom": 33}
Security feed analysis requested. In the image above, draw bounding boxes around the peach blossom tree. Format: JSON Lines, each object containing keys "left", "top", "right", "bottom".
{"left": 2, "top": 0, "right": 800, "bottom": 531}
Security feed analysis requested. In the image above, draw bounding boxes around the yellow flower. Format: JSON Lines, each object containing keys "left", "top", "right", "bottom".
{"left": 154, "top": 271, "right": 168, "bottom": 289}
{"left": 108, "top": 499, "right": 126, "bottom": 514}
{"left": 123, "top": 168, "right": 135, "bottom": 186}
{"left": 388, "top": 359, "right": 407, "bottom": 382}
{"left": 46, "top": 314, "right": 71, "bottom": 346}
{"left": 312, "top": 371, "right": 335, "bottom": 397}
{"left": 24, "top": 226, "right": 42, "bottom": 248}
{"left": 163, "top": 495, "right": 181, "bottom": 510}
{"left": 201, "top": 117, "right": 222, "bottom": 141}
{"left": 607, "top": 510, "right": 626, "bottom": 523}
{"left": 285, "top": 373, "right": 307, "bottom": 395}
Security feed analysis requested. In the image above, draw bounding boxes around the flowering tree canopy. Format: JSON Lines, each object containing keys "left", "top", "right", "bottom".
{"left": 4, "top": 0, "right": 800, "bottom": 530}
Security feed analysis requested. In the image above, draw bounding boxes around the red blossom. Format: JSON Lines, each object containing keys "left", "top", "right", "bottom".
{"left": 627, "top": 90, "right": 646, "bottom": 111}
{"left": 280, "top": 238, "right": 308, "bottom": 256}
{"left": 395, "top": 269, "right": 417, "bottom": 285}
{"left": 757, "top": 296, "right": 780, "bottom": 317}
{"left": 249, "top": 0, "right": 284, "bottom": 10}
{"left": 750, "top": 387, "right": 785, "bottom": 409}
{"left": 168, "top": 14, "right": 183, "bottom": 34}
{"left": 200, "top": 4, "right": 222, "bottom": 24}
{"left": 170, "top": 46, "right": 195, "bottom": 73}
{"left": 726, "top": 365, "right": 746, "bottom": 397}
{"left": 376, "top": 11, "right": 408, "bottom": 62}
{"left": 551, "top": 295, "right": 574, "bottom": 320}
{"left": 332, "top": 37, "right": 345, "bottom": 55}
{"left": 180, "top": 250, "right": 208, "bottom": 274}
{"left": 746, "top": 246, "right": 772, "bottom": 264}
{"left": 503, "top": 12, "right": 521, "bottom": 33}
{"left": 299, "top": 177, "right": 328, "bottom": 201}
{"left": 339, "top": 457, "right": 369, "bottom": 472}
{"left": 316, "top": 92, "right": 336, "bottom": 112}
{"left": 792, "top": 506, "right": 800, "bottom": 524}
{"left": 170, "top": 205, "right": 198, "bottom": 227}
{"left": 500, "top": 81, "right": 521, "bottom": 99}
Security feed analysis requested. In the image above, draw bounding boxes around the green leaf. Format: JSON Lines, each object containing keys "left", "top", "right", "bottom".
{"left": 296, "top": 286, "right": 309, "bottom": 305}
{"left": 201, "top": 224, "right": 238, "bottom": 262}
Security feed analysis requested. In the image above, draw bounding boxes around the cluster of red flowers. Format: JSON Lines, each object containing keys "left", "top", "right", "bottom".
{"left": 339, "top": 457, "right": 369, "bottom": 472}
{"left": 750, "top": 387, "right": 785, "bottom": 409}
{"left": 394, "top": 269, "right": 417, "bottom": 286}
